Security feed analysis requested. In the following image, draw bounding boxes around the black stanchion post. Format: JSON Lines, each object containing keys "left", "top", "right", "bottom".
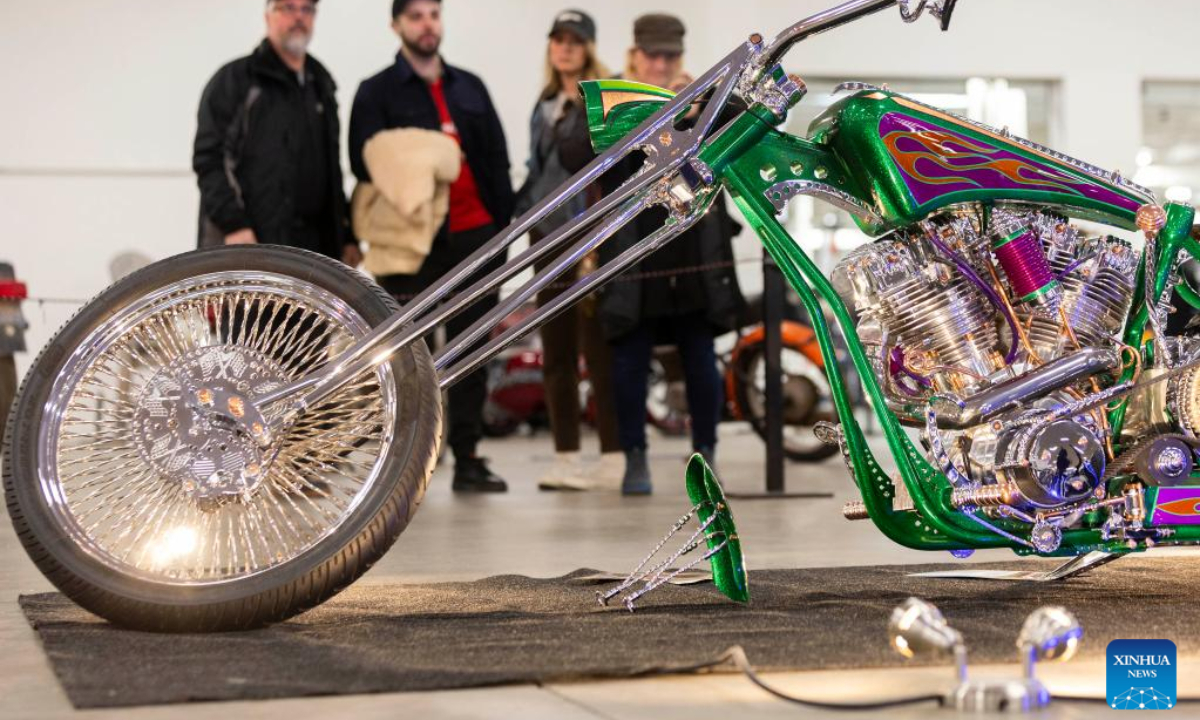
{"left": 727, "top": 252, "right": 832, "bottom": 501}
{"left": 763, "top": 254, "right": 785, "bottom": 493}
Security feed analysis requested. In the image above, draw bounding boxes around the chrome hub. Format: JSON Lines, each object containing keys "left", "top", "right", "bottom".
{"left": 133, "top": 346, "right": 287, "bottom": 501}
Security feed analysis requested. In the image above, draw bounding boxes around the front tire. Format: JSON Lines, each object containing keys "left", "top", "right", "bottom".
{"left": 4, "top": 246, "right": 441, "bottom": 632}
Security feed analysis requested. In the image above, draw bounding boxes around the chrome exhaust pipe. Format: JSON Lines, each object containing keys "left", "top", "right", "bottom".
{"left": 934, "top": 347, "right": 1120, "bottom": 430}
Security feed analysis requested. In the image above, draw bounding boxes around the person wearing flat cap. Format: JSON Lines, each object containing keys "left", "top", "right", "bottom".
{"left": 193, "top": 0, "right": 360, "bottom": 265}
{"left": 625, "top": 13, "right": 690, "bottom": 91}
{"left": 350, "top": 0, "right": 515, "bottom": 494}
{"left": 512, "top": 11, "right": 623, "bottom": 492}
{"left": 601, "top": 13, "right": 746, "bottom": 497}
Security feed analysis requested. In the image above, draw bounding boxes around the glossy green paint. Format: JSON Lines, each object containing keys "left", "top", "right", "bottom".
{"left": 811, "top": 90, "right": 1152, "bottom": 232}
{"left": 581, "top": 80, "right": 679, "bottom": 154}
{"left": 684, "top": 454, "right": 748, "bottom": 603}
{"left": 580, "top": 79, "right": 1200, "bottom": 557}
{"left": 717, "top": 114, "right": 1112, "bottom": 553}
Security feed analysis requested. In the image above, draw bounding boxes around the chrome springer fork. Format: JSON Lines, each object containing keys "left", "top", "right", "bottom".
{"left": 254, "top": 41, "right": 758, "bottom": 432}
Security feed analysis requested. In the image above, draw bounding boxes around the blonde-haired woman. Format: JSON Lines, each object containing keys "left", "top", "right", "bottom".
{"left": 515, "top": 10, "right": 620, "bottom": 491}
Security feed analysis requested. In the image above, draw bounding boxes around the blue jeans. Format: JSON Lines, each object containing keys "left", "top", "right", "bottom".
{"left": 610, "top": 312, "right": 721, "bottom": 452}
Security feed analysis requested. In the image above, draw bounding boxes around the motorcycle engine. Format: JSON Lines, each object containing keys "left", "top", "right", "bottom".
{"left": 832, "top": 207, "right": 1141, "bottom": 520}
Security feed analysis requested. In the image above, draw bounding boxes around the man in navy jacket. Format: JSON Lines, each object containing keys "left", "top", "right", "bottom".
{"left": 350, "top": 0, "right": 515, "bottom": 493}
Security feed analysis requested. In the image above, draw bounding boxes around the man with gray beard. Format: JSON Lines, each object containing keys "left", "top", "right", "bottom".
{"left": 194, "top": 0, "right": 360, "bottom": 265}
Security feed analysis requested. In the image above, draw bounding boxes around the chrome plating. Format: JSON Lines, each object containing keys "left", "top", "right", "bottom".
{"left": 38, "top": 272, "right": 398, "bottom": 586}
{"left": 257, "top": 40, "right": 758, "bottom": 421}
{"left": 132, "top": 345, "right": 287, "bottom": 500}
{"left": 1020, "top": 222, "right": 1138, "bottom": 362}
{"left": 247, "top": 0, "right": 914, "bottom": 434}
{"left": 932, "top": 348, "right": 1120, "bottom": 429}
{"left": 833, "top": 234, "right": 1003, "bottom": 393}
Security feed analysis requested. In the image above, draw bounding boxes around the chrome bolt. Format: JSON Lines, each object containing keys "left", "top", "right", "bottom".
{"left": 1155, "top": 447, "right": 1188, "bottom": 477}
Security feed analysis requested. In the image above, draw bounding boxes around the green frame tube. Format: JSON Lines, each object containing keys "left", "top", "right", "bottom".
{"left": 1108, "top": 204, "right": 1198, "bottom": 440}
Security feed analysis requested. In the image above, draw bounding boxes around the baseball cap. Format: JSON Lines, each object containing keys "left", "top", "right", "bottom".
{"left": 548, "top": 9, "right": 596, "bottom": 43}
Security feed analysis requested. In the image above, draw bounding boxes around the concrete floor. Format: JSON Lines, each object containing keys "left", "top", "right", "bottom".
{"left": 1, "top": 421, "right": 1194, "bottom": 719}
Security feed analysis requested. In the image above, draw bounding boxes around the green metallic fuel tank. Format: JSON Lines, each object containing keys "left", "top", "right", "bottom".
{"left": 809, "top": 87, "right": 1156, "bottom": 231}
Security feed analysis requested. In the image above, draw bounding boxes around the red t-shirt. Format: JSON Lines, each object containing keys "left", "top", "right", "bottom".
{"left": 428, "top": 79, "right": 495, "bottom": 234}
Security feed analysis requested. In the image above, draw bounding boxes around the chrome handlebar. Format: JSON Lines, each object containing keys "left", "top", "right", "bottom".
{"left": 764, "top": 0, "right": 957, "bottom": 68}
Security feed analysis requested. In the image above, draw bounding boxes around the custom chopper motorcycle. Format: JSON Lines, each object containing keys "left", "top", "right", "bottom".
{"left": 6, "top": 0, "right": 1199, "bottom": 631}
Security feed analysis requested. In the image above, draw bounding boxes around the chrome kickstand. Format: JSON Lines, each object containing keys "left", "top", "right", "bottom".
{"left": 909, "top": 550, "right": 1123, "bottom": 582}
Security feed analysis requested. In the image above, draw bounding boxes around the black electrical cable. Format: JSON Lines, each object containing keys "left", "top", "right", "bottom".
{"left": 653, "top": 646, "right": 1200, "bottom": 711}
{"left": 676, "top": 647, "right": 1200, "bottom": 711}
{"left": 657, "top": 646, "right": 945, "bottom": 711}
{"left": 724, "top": 647, "right": 946, "bottom": 710}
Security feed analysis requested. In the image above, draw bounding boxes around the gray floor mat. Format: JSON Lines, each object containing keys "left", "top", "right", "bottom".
{"left": 20, "top": 557, "right": 1187, "bottom": 708}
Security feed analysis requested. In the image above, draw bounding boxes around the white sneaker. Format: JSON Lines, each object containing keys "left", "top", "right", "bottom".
{"left": 538, "top": 452, "right": 594, "bottom": 491}
{"left": 585, "top": 452, "right": 626, "bottom": 491}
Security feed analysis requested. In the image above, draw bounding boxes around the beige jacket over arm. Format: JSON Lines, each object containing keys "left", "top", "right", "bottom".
{"left": 351, "top": 128, "right": 462, "bottom": 276}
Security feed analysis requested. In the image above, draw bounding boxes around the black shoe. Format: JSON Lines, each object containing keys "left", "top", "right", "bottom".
{"left": 453, "top": 457, "right": 508, "bottom": 493}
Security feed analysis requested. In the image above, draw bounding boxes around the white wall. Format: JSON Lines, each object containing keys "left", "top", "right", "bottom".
{"left": 3, "top": 0, "right": 1199, "bottom": 379}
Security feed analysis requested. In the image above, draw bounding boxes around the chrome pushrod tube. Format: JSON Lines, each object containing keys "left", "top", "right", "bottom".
{"left": 763, "top": 0, "right": 898, "bottom": 66}
{"left": 433, "top": 190, "right": 655, "bottom": 380}
{"left": 437, "top": 193, "right": 714, "bottom": 389}
{"left": 257, "top": 43, "right": 754, "bottom": 416}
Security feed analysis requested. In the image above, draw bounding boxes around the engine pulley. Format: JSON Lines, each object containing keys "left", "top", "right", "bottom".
{"left": 1135, "top": 437, "right": 1195, "bottom": 486}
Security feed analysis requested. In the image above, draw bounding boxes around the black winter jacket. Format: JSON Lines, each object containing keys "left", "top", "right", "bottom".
{"left": 193, "top": 41, "right": 353, "bottom": 258}
{"left": 597, "top": 196, "right": 746, "bottom": 342}
{"left": 349, "top": 52, "right": 515, "bottom": 250}
{"left": 595, "top": 93, "right": 746, "bottom": 342}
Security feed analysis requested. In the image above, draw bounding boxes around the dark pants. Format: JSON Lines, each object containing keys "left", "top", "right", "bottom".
{"left": 379, "top": 223, "right": 505, "bottom": 463}
{"left": 0, "top": 355, "right": 15, "bottom": 448}
{"left": 533, "top": 231, "right": 620, "bottom": 455}
{"left": 610, "top": 312, "right": 721, "bottom": 452}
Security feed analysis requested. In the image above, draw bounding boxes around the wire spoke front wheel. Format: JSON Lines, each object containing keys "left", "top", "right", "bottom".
{"left": 5, "top": 246, "right": 441, "bottom": 631}
{"left": 44, "top": 272, "right": 397, "bottom": 584}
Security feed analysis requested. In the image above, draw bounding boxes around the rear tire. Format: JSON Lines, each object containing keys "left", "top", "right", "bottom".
{"left": 733, "top": 340, "right": 838, "bottom": 463}
{"left": 4, "top": 246, "right": 442, "bottom": 632}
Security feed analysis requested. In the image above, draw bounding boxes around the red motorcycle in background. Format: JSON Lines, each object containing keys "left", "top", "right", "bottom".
{"left": 482, "top": 297, "right": 841, "bottom": 462}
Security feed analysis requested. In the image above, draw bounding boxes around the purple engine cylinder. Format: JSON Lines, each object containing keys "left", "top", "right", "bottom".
{"left": 990, "top": 217, "right": 1060, "bottom": 308}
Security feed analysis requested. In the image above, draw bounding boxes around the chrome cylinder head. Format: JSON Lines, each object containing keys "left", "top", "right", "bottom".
{"left": 832, "top": 238, "right": 1002, "bottom": 392}
{"left": 1022, "top": 222, "right": 1137, "bottom": 361}
{"left": 877, "top": 272, "right": 1003, "bottom": 380}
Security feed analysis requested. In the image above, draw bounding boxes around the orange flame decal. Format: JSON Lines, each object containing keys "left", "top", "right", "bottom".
{"left": 1155, "top": 496, "right": 1200, "bottom": 517}
{"left": 883, "top": 126, "right": 1087, "bottom": 197}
